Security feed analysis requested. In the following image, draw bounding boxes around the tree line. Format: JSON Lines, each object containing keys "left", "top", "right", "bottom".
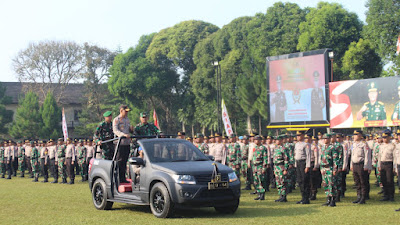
{"left": 1, "top": 0, "right": 399, "bottom": 138}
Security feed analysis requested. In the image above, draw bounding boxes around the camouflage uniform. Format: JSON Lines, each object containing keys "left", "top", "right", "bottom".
{"left": 31, "top": 146, "right": 40, "bottom": 181}
{"left": 77, "top": 145, "right": 88, "bottom": 180}
{"left": 198, "top": 143, "right": 209, "bottom": 155}
{"left": 373, "top": 143, "right": 381, "bottom": 186}
{"left": 274, "top": 145, "right": 289, "bottom": 197}
{"left": 57, "top": 144, "right": 67, "bottom": 182}
{"left": 227, "top": 142, "right": 241, "bottom": 178}
{"left": 320, "top": 143, "right": 339, "bottom": 198}
{"left": 252, "top": 145, "right": 268, "bottom": 194}
{"left": 241, "top": 143, "right": 251, "bottom": 188}
{"left": 94, "top": 120, "right": 114, "bottom": 160}
{"left": 285, "top": 142, "right": 296, "bottom": 192}
{"left": 332, "top": 141, "right": 343, "bottom": 196}
{"left": 134, "top": 123, "right": 160, "bottom": 136}
{"left": 18, "top": 146, "right": 26, "bottom": 176}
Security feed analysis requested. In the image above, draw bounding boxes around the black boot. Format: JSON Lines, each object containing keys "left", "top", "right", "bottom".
{"left": 20, "top": 172, "right": 24, "bottom": 178}
{"left": 51, "top": 179, "right": 58, "bottom": 183}
{"left": 254, "top": 193, "right": 261, "bottom": 200}
{"left": 296, "top": 197, "right": 304, "bottom": 204}
{"left": 341, "top": 192, "right": 345, "bottom": 198}
{"left": 352, "top": 195, "right": 361, "bottom": 204}
{"left": 59, "top": 178, "right": 67, "bottom": 184}
{"left": 68, "top": 179, "right": 74, "bottom": 185}
{"left": 275, "top": 195, "right": 283, "bottom": 202}
{"left": 81, "top": 176, "right": 85, "bottom": 182}
{"left": 329, "top": 196, "right": 336, "bottom": 207}
{"left": 259, "top": 192, "right": 265, "bottom": 200}
{"left": 389, "top": 195, "right": 394, "bottom": 202}
{"left": 242, "top": 185, "right": 251, "bottom": 190}
{"left": 279, "top": 195, "right": 287, "bottom": 202}
{"left": 1, "top": 174, "right": 5, "bottom": 178}
{"left": 250, "top": 191, "right": 258, "bottom": 195}
{"left": 301, "top": 193, "right": 310, "bottom": 204}
{"left": 310, "top": 192, "right": 316, "bottom": 200}
{"left": 32, "top": 174, "right": 38, "bottom": 182}
{"left": 336, "top": 191, "right": 341, "bottom": 202}
{"left": 358, "top": 195, "right": 366, "bottom": 204}
{"left": 396, "top": 208, "right": 400, "bottom": 212}
{"left": 380, "top": 196, "right": 390, "bottom": 201}
{"left": 42, "top": 177, "right": 48, "bottom": 183}
{"left": 378, "top": 189, "right": 384, "bottom": 194}
{"left": 322, "top": 197, "right": 331, "bottom": 206}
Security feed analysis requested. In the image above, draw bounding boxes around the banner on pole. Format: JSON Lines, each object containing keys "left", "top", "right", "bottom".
{"left": 62, "top": 108, "right": 68, "bottom": 142}
{"left": 153, "top": 109, "right": 159, "bottom": 129}
{"left": 221, "top": 99, "right": 233, "bottom": 136}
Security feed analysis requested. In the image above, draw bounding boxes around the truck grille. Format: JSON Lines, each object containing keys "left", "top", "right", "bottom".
{"left": 194, "top": 174, "right": 228, "bottom": 185}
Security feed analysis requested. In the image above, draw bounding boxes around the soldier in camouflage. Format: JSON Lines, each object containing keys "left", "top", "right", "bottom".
{"left": 30, "top": 141, "right": 40, "bottom": 182}
{"left": 252, "top": 135, "right": 269, "bottom": 200}
{"left": 76, "top": 140, "right": 88, "bottom": 182}
{"left": 273, "top": 135, "right": 289, "bottom": 202}
{"left": 332, "top": 134, "right": 344, "bottom": 202}
{"left": 17, "top": 141, "right": 26, "bottom": 177}
{"left": 241, "top": 135, "right": 251, "bottom": 190}
{"left": 57, "top": 138, "right": 67, "bottom": 184}
{"left": 284, "top": 135, "right": 296, "bottom": 193}
{"left": 134, "top": 112, "right": 161, "bottom": 136}
{"left": 94, "top": 111, "right": 115, "bottom": 160}
{"left": 320, "top": 134, "right": 339, "bottom": 207}
{"left": 227, "top": 134, "right": 241, "bottom": 178}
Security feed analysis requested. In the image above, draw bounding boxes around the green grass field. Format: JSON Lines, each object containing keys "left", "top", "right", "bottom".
{"left": 0, "top": 173, "right": 399, "bottom": 225}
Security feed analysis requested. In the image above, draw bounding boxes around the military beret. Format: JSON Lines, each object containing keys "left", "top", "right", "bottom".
{"left": 317, "top": 132, "right": 323, "bottom": 136}
{"left": 382, "top": 132, "right": 390, "bottom": 138}
{"left": 214, "top": 133, "right": 222, "bottom": 137}
{"left": 204, "top": 136, "right": 209, "bottom": 140}
{"left": 8, "top": 140, "right": 12, "bottom": 143}
{"left": 249, "top": 133, "right": 256, "bottom": 137}
{"left": 296, "top": 131, "right": 305, "bottom": 136}
{"left": 311, "top": 136, "right": 317, "bottom": 140}
{"left": 242, "top": 135, "right": 249, "bottom": 140}
{"left": 223, "top": 136, "right": 228, "bottom": 139}
{"left": 49, "top": 139, "right": 54, "bottom": 142}
{"left": 229, "top": 134, "right": 237, "bottom": 138}
{"left": 209, "top": 134, "right": 214, "bottom": 138}
{"left": 335, "top": 133, "right": 342, "bottom": 137}
{"left": 25, "top": 140, "right": 30, "bottom": 143}
{"left": 140, "top": 112, "right": 148, "bottom": 118}
{"left": 103, "top": 111, "right": 112, "bottom": 117}
{"left": 353, "top": 130, "right": 363, "bottom": 135}
{"left": 304, "top": 134, "right": 312, "bottom": 138}
{"left": 266, "top": 135, "right": 272, "bottom": 139}
{"left": 30, "top": 141, "right": 35, "bottom": 144}
{"left": 322, "top": 134, "right": 330, "bottom": 139}
{"left": 17, "top": 140, "right": 22, "bottom": 144}
{"left": 186, "top": 137, "right": 192, "bottom": 141}
{"left": 178, "top": 131, "right": 186, "bottom": 136}
{"left": 196, "top": 133, "right": 204, "bottom": 138}
{"left": 254, "top": 135, "right": 262, "bottom": 140}
{"left": 368, "top": 82, "right": 378, "bottom": 92}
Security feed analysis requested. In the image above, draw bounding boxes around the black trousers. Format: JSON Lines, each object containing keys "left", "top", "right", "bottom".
{"left": 117, "top": 145, "right": 130, "bottom": 182}
{"left": 12, "top": 159, "right": 18, "bottom": 175}
{"left": 353, "top": 163, "right": 369, "bottom": 196}
{"left": 296, "top": 160, "right": 310, "bottom": 199}
{"left": 310, "top": 162, "right": 319, "bottom": 194}
{"left": 262, "top": 167, "right": 271, "bottom": 189}
{"left": 66, "top": 158, "right": 75, "bottom": 180}
{"left": 341, "top": 171, "right": 348, "bottom": 193}
{"left": 269, "top": 163, "right": 276, "bottom": 187}
{"left": 50, "top": 158, "right": 58, "bottom": 179}
{"left": 397, "top": 165, "right": 400, "bottom": 189}
{"left": 381, "top": 162, "right": 394, "bottom": 197}
{"left": 40, "top": 158, "right": 48, "bottom": 179}
{"left": 6, "top": 160, "right": 12, "bottom": 178}
{"left": 25, "top": 157, "right": 32, "bottom": 174}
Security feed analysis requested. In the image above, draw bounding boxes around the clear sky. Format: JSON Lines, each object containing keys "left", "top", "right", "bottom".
{"left": 0, "top": 0, "right": 368, "bottom": 82}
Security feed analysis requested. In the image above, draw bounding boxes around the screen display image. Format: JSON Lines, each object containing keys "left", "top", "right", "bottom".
{"left": 267, "top": 49, "right": 330, "bottom": 127}
{"left": 330, "top": 76, "right": 400, "bottom": 128}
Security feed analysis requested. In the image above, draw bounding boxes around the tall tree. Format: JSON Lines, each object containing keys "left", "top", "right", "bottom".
{"left": 341, "top": 38, "right": 382, "bottom": 80}
{"left": 0, "top": 82, "right": 13, "bottom": 134}
{"left": 297, "top": 2, "right": 363, "bottom": 81}
{"left": 40, "top": 92, "right": 61, "bottom": 139}
{"left": 364, "top": 0, "right": 400, "bottom": 74}
{"left": 9, "top": 91, "right": 42, "bottom": 139}
{"left": 108, "top": 34, "right": 179, "bottom": 133}
{"left": 12, "top": 40, "right": 84, "bottom": 103}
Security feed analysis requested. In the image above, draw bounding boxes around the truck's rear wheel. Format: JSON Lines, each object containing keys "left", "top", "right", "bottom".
{"left": 92, "top": 178, "right": 113, "bottom": 210}
{"left": 150, "top": 182, "right": 174, "bottom": 218}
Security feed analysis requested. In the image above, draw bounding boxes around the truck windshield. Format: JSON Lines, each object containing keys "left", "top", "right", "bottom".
{"left": 141, "top": 141, "right": 209, "bottom": 163}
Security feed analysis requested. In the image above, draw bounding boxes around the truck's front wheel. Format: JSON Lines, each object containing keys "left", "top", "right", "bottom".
{"left": 149, "top": 182, "right": 174, "bottom": 218}
{"left": 92, "top": 178, "right": 113, "bottom": 210}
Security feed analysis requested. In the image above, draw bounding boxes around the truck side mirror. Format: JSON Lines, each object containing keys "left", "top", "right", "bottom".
{"left": 129, "top": 157, "right": 144, "bottom": 166}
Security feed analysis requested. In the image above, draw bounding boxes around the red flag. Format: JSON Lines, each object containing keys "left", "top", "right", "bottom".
{"left": 397, "top": 35, "right": 400, "bottom": 55}
{"left": 153, "top": 109, "right": 159, "bottom": 128}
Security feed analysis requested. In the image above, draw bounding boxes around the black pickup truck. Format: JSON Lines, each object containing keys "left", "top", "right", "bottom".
{"left": 88, "top": 137, "right": 240, "bottom": 218}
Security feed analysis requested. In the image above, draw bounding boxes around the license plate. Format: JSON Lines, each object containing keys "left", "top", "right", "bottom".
{"left": 208, "top": 181, "right": 229, "bottom": 190}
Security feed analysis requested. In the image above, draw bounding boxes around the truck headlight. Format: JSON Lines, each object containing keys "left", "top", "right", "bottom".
{"left": 172, "top": 175, "right": 196, "bottom": 185}
{"left": 228, "top": 172, "right": 238, "bottom": 182}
